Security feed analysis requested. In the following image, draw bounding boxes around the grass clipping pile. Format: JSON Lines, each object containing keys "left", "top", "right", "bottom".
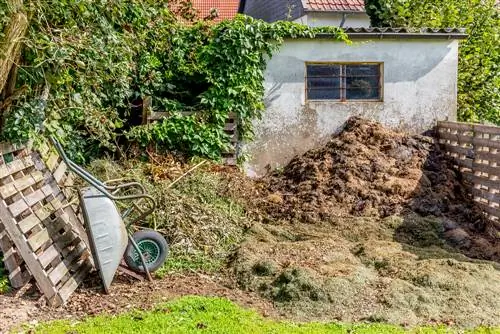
{"left": 233, "top": 117, "right": 500, "bottom": 327}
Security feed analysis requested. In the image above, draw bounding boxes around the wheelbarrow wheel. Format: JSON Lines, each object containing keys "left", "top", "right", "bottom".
{"left": 124, "top": 230, "right": 169, "bottom": 273}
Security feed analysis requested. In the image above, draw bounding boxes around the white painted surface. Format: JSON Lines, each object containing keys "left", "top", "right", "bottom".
{"left": 294, "top": 12, "right": 370, "bottom": 28}
{"left": 244, "top": 38, "right": 460, "bottom": 175}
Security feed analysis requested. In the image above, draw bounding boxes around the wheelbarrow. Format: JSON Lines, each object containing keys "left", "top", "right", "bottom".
{"left": 50, "top": 137, "right": 169, "bottom": 293}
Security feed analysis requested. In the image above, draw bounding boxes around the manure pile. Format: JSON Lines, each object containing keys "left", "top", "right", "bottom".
{"left": 233, "top": 118, "right": 500, "bottom": 327}
{"left": 258, "top": 117, "right": 498, "bottom": 261}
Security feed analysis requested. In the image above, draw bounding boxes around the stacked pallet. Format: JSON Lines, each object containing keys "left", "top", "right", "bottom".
{"left": 437, "top": 121, "right": 500, "bottom": 229}
{"left": 0, "top": 142, "right": 92, "bottom": 306}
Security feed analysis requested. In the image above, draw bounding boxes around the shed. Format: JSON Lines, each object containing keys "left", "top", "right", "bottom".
{"left": 243, "top": 28, "right": 468, "bottom": 176}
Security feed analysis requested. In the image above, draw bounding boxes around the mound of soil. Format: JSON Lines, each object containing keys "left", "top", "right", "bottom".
{"left": 263, "top": 117, "right": 477, "bottom": 220}
{"left": 258, "top": 117, "right": 499, "bottom": 261}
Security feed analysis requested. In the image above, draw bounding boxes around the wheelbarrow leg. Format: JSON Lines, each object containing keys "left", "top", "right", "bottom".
{"left": 127, "top": 234, "right": 153, "bottom": 282}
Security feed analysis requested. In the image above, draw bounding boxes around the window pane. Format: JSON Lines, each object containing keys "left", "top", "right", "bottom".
{"left": 307, "top": 88, "right": 340, "bottom": 100}
{"left": 345, "top": 64, "right": 381, "bottom": 100}
{"left": 308, "top": 77, "right": 341, "bottom": 89}
{"left": 307, "top": 65, "right": 340, "bottom": 77}
{"left": 345, "top": 64, "right": 379, "bottom": 77}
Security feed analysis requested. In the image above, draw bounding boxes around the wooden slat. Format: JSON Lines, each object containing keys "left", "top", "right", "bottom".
{"left": 471, "top": 188, "right": 500, "bottom": 204}
{"left": 475, "top": 150, "right": 500, "bottom": 162}
{"left": 38, "top": 244, "right": 60, "bottom": 269}
{"left": 27, "top": 228, "right": 50, "bottom": 252}
{"left": 53, "top": 162, "right": 68, "bottom": 183}
{"left": 463, "top": 172, "right": 500, "bottom": 190}
{"left": 0, "top": 202, "right": 57, "bottom": 299}
{"left": 0, "top": 171, "right": 44, "bottom": 198}
{"left": 439, "top": 143, "right": 472, "bottom": 156}
{"left": 0, "top": 156, "right": 34, "bottom": 178}
{"left": 0, "top": 142, "right": 25, "bottom": 155}
{"left": 8, "top": 198, "right": 29, "bottom": 217}
{"left": 438, "top": 131, "right": 474, "bottom": 144}
{"left": 48, "top": 243, "right": 86, "bottom": 285}
{"left": 475, "top": 202, "right": 500, "bottom": 217}
{"left": 45, "top": 153, "right": 59, "bottom": 172}
{"left": 57, "top": 261, "right": 92, "bottom": 304}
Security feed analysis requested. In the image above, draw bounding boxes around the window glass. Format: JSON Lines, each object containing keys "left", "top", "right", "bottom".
{"left": 306, "top": 63, "right": 382, "bottom": 101}
{"left": 307, "top": 88, "right": 341, "bottom": 100}
{"left": 307, "top": 65, "right": 340, "bottom": 77}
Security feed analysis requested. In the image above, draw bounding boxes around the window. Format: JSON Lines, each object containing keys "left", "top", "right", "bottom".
{"left": 306, "top": 63, "right": 382, "bottom": 101}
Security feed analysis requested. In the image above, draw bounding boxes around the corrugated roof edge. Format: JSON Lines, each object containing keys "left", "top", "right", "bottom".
{"left": 315, "top": 27, "right": 468, "bottom": 40}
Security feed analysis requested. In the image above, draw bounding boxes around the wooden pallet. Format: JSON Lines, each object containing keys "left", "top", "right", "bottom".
{"left": 0, "top": 142, "right": 92, "bottom": 306}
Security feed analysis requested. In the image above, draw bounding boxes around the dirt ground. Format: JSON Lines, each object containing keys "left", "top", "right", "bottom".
{"left": 1, "top": 117, "right": 499, "bottom": 331}
{"left": 0, "top": 272, "right": 275, "bottom": 333}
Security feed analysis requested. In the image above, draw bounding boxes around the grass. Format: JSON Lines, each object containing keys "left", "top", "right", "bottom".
{"left": 156, "top": 253, "right": 223, "bottom": 276}
{"left": 28, "top": 296, "right": 498, "bottom": 334}
{"left": 0, "top": 255, "right": 9, "bottom": 293}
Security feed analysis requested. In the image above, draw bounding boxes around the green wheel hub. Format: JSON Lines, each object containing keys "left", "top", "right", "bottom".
{"left": 132, "top": 239, "right": 161, "bottom": 266}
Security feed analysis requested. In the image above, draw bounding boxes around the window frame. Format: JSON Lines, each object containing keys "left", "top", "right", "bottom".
{"left": 305, "top": 62, "right": 384, "bottom": 102}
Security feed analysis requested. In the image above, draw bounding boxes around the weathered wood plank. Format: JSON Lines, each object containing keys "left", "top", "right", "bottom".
{"left": 38, "top": 244, "right": 60, "bottom": 269}
{"left": 53, "top": 162, "right": 68, "bottom": 184}
{"left": 48, "top": 243, "right": 86, "bottom": 285}
{"left": 0, "top": 201, "right": 57, "bottom": 299}
{"left": 0, "top": 156, "right": 34, "bottom": 178}
{"left": 57, "top": 260, "right": 92, "bottom": 304}
{"left": 0, "top": 142, "right": 25, "bottom": 155}
{"left": 27, "top": 228, "right": 50, "bottom": 252}
{"left": 8, "top": 197, "right": 28, "bottom": 217}
{"left": 471, "top": 188, "right": 500, "bottom": 205}
{"left": 463, "top": 172, "right": 500, "bottom": 190}
{"left": 45, "top": 153, "right": 59, "bottom": 172}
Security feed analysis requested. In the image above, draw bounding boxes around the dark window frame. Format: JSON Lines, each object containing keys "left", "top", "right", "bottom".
{"left": 305, "top": 62, "right": 384, "bottom": 102}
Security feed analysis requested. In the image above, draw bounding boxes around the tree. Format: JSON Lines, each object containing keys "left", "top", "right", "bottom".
{"left": 365, "top": 0, "right": 499, "bottom": 125}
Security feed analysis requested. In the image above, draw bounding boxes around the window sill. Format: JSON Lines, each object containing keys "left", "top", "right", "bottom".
{"left": 306, "top": 100, "right": 384, "bottom": 103}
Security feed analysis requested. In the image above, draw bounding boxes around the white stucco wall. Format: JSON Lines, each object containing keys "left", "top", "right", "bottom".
{"left": 294, "top": 12, "right": 370, "bottom": 28}
{"left": 244, "top": 38, "right": 460, "bottom": 176}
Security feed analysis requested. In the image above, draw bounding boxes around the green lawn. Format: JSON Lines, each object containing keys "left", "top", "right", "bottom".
{"left": 29, "top": 296, "right": 498, "bottom": 334}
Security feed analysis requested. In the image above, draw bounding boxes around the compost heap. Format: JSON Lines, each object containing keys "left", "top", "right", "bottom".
{"left": 233, "top": 117, "right": 500, "bottom": 327}
{"left": 258, "top": 117, "right": 498, "bottom": 261}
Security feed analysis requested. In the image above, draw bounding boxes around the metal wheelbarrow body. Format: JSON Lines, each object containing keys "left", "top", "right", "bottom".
{"left": 50, "top": 137, "right": 168, "bottom": 292}
{"left": 80, "top": 187, "right": 128, "bottom": 293}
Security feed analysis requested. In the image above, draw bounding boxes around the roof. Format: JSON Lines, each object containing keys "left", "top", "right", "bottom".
{"left": 317, "top": 27, "right": 468, "bottom": 39}
{"left": 191, "top": 0, "right": 239, "bottom": 22}
{"left": 303, "top": 0, "right": 365, "bottom": 12}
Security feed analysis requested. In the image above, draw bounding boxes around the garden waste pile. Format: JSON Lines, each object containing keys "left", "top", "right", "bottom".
{"left": 233, "top": 117, "right": 500, "bottom": 327}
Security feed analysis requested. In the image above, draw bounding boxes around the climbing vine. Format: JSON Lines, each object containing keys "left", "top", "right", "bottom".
{"left": 0, "top": 0, "right": 347, "bottom": 162}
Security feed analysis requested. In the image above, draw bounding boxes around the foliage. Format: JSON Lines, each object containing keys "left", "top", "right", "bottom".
{"left": 0, "top": 255, "right": 9, "bottom": 294}
{"left": 0, "top": 1, "right": 347, "bottom": 162}
{"left": 86, "top": 158, "right": 248, "bottom": 274}
{"left": 28, "top": 296, "right": 499, "bottom": 333}
{"left": 365, "top": 0, "right": 500, "bottom": 125}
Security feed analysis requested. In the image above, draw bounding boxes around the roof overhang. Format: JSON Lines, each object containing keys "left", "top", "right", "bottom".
{"left": 303, "top": 9, "right": 366, "bottom": 14}
{"left": 316, "top": 27, "right": 468, "bottom": 40}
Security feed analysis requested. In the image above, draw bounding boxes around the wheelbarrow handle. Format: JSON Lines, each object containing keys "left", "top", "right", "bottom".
{"left": 49, "top": 136, "right": 156, "bottom": 206}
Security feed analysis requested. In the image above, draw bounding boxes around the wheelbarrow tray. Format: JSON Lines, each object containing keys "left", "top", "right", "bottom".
{"left": 79, "top": 186, "right": 128, "bottom": 293}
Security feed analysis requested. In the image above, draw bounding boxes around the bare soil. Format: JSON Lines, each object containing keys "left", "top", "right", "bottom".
{"left": 1, "top": 117, "right": 499, "bottom": 331}
{"left": 0, "top": 272, "right": 275, "bottom": 333}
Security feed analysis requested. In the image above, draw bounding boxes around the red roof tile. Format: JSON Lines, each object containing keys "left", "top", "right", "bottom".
{"left": 304, "top": 0, "right": 365, "bottom": 12}
{"left": 191, "top": 0, "right": 240, "bottom": 22}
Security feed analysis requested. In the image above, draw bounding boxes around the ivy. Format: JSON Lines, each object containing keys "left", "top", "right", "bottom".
{"left": 365, "top": 0, "right": 500, "bottom": 125}
{"left": 0, "top": 1, "right": 347, "bottom": 162}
